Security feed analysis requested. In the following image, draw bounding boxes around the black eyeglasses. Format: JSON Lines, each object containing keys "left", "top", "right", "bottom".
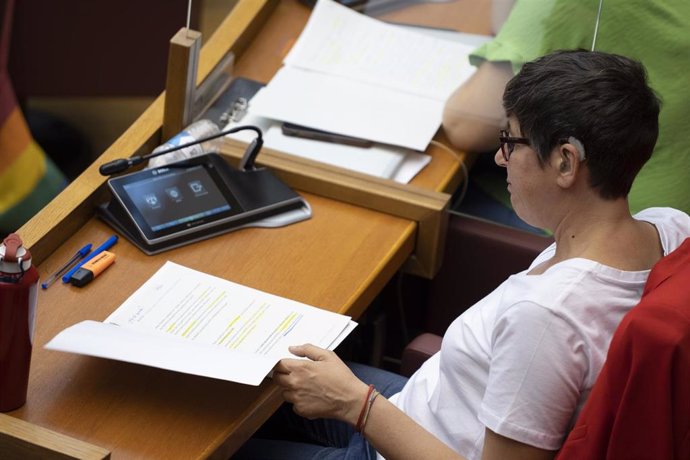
{"left": 499, "top": 129, "right": 531, "bottom": 161}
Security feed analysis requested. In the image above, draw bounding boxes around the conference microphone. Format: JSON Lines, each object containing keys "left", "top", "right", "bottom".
{"left": 99, "top": 124, "right": 264, "bottom": 176}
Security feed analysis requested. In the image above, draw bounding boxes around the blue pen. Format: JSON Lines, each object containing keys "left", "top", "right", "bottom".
{"left": 41, "top": 243, "right": 92, "bottom": 289}
{"left": 62, "top": 235, "right": 118, "bottom": 283}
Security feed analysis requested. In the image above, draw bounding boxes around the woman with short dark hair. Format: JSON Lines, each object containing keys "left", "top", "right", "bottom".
{"left": 236, "top": 50, "right": 690, "bottom": 460}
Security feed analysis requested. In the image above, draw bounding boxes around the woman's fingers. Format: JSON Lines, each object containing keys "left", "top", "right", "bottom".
{"left": 288, "top": 343, "right": 332, "bottom": 361}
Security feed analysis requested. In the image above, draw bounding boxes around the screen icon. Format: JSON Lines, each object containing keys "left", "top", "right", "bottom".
{"left": 144, "top": 193, "right": 161, "bottom": 209}
{"left": 165, "top": 186, "right": 183, "bottom": 203}
{"left": 188, "top": 180, "right": 208, "bottom": 196}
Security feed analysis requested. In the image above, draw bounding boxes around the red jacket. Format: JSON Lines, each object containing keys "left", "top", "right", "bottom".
{"left": 557, "top": 238, "right": 690, "bottom": 460}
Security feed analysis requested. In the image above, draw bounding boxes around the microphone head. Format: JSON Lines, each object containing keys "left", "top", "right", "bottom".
{"left": 99, "top": 156, "right": 145, "bottom": 176}
{"left": 99, "top": 159, "right": 131, "bottom": 176}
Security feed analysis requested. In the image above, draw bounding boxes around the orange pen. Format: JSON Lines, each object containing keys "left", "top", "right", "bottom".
{"left": 69, "top": 251, "right": 116, "bottom": 287}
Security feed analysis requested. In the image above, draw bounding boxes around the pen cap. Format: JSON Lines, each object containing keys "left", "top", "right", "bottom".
{"left": 82, "top": 251, "right": 116, "bottom": 277}
{"left": 70, "top": 251, "right": 116, "bottom": 287}
{"left": 0, "top": 233, "right": 39, "bottom": 412}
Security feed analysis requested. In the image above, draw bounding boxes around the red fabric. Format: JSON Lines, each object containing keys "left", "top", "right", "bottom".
{"left": 557, "top": 238, "right": 690, "bottom": 460}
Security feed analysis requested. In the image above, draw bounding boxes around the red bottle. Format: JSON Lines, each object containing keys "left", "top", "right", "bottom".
{"left": 0, "top": 233, "right": 39, "bottom": 411}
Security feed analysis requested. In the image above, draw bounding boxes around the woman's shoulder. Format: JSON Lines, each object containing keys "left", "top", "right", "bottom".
{"left": 635, "top": 207, "right": 690, "bottom": 255}
{"left": 634, "top": 206, "right": 690, "bottom": 223}
{"left": 501, "top": 258, "right": 647, "bottom": 316}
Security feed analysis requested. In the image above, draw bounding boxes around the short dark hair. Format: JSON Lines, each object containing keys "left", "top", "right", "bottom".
{"left": 503, "top": 50, "right": 660, "bottom": 199}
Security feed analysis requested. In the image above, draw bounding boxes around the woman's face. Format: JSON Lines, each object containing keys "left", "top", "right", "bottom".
{"left": 495, "top": 119, "right": 559, "bottom": 229}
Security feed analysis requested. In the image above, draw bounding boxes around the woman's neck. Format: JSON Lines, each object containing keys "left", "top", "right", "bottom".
{"left": 533, "top": 199, "right": 662, "bottom": 274}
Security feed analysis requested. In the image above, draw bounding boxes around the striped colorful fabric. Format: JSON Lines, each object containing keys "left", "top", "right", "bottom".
{"left": 1, "top": 0, "right": 65, "bottom": 233}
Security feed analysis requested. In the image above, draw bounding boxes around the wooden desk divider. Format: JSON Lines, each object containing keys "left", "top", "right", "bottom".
{"left": 163, "top": 27, "right": 202, "bottom": 140}
{"left": 217, "top": 139, "right": 450, "bottom": 279}
{"left": 0, "top": 413, "right": 111, "bottom": 460}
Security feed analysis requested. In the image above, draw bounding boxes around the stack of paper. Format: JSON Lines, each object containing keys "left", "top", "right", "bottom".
{"left": 46, "top": 262, "right": 356, "bottom": 385}
{"left": 249, "top": 0, "right": 478, "bottom": 151}
{"left": 224, "top": 109, "right": 431, "bottom": 184}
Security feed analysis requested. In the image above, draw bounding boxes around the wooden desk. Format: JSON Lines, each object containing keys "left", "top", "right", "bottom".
{"left": 9, "top": 1, "right": 489, "bottom": 457}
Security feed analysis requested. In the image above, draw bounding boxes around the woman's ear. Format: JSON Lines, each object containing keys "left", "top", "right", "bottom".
{"left": 555, "top": 144, "right": 582, "bottom": 188}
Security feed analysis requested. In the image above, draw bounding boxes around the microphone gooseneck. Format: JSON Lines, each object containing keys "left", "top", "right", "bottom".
{"left": 99, "top": 124, "right": 264, "bottom": 176}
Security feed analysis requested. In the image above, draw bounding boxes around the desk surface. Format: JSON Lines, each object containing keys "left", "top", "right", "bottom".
{"left": 11, "top": 1, "right": 489, "bottom": 457}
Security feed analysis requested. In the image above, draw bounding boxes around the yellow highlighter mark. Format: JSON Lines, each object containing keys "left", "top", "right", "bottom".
{"left": 277, "top": 312, "right": 298, "bottom": 332}
{"left": 182, "top": 320, "right": 197, "bottom": 338}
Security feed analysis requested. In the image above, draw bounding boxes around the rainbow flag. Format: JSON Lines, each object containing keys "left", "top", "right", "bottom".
{"left": 1, "top": 0, "right": 65, "bottom": 233}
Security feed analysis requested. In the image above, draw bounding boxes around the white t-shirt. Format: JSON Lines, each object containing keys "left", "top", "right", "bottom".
{"left": 387, "top": 208, "right": 690, "bottom": 460}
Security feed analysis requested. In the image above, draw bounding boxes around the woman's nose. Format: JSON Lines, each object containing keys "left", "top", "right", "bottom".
{"left": 495, "top": 149, "right": 507, "bottom": 167}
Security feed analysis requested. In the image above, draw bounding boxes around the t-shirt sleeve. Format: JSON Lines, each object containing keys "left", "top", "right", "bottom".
{"left": 478, "top": 301, "right": 588, "bottom": 450}
{"left": 470, "top": 0, "right": 598, "bottom": 74}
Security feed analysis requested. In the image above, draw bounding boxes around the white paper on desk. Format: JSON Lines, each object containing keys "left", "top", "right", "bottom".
{"left": 46, "top": 262, "right": 357, "bottom": 386}
{"left": 285, "top": 0, "right": 477, "bottom": 101}
{"left": 251, "top": 0, "right": 479, "bottom": 151}
{"left": 225, "top": 108, "right": 431, "bottom": 183}
{"left": 250, "top": 67, "right": 442, "bottom": 151}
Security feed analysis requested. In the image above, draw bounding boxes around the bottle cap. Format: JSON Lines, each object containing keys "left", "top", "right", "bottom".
{"left": 0, "top": 233, "right": 33, "bottom": 274}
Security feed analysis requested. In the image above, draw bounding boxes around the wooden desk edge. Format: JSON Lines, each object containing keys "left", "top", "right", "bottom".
{"left": 0, "top": 413, "right": 111, "bottom": 460}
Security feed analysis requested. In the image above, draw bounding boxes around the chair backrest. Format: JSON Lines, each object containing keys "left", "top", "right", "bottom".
{"left": 399, "top": 213, "right": 553, "bottom": 374}
{"left": 424, "top": 212, "right": 552, "bottom": 334}
{"left": 557, "top": 237, "right": 690, "bottom": 459}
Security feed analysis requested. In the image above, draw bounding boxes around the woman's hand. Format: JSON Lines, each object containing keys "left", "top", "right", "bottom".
{"left": 273, "top": 344, "right": 370, "bottom": 425}
{"left": 275, "top": 345, "right": 467, "bottom": 460}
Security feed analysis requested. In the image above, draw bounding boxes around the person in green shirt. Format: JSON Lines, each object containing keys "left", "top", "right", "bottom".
{"left": 443, "top": 0, "right": 690, "bottom": 218}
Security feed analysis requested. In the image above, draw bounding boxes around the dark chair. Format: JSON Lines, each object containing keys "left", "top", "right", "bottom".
{"left": 399, "top": 211, "right": 552, "bottom": 376}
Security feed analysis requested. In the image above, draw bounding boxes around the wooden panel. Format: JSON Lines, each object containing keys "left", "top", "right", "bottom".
{"left": 163, "top": 28, "right": 202, "bottom": 138}
{"left": 0, "top": 413, "right": 110, "bottom": 460}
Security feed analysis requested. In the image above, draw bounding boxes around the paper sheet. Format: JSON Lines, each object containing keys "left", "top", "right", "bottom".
{"left": 225, "top": 104, "right": 431, "bottom": 183}
{"left": 250, "top": 67, "right": 443, "bottom": 151}
{"left": 251, "top": 0, "right": 478, "bottom": 151}
{"left": 284, "top": 0, "right": 477, "bottom": 100}
{"left": 46, "top": 262, "right": 356, "bottom": 385}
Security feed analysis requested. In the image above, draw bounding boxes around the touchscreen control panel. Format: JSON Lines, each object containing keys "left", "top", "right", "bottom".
{"left": 123, "top": 165, "right": 232, "bottom": 232}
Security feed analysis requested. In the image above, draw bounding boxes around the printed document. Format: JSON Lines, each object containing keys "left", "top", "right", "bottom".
{"left": 224, "top": 99, "right": 431, "bottom": 184}
{"left": 249, "top": 0, "right": 478, "bottom": 151}
{"left": 46, "top": 262, "right": 356, "bottom": 385}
